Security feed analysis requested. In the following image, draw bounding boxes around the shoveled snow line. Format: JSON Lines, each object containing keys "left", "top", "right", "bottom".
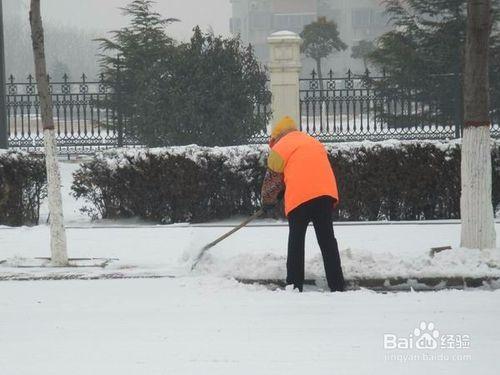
{"left": 3, "top": 219, "right": 500, "bottom": 231}
{"left": 1, "top": 274, "right": 499, "bottom": 291}
{"left": 0, "top": 273, "right": 178, "bottom": 281}
{"left": 65, "top": 219, "right": 500, "bottom": 229}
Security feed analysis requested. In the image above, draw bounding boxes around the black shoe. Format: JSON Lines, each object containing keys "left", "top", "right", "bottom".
{"left": 330, "top": 283, "right": 345, "bottom": 292}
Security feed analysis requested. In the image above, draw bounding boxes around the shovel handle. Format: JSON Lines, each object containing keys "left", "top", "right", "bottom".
{"left": 203, "top": 209, "right": 264, "bottom": 250}
{"left": 191, "top": 209, "right": 264, "bottom": 270}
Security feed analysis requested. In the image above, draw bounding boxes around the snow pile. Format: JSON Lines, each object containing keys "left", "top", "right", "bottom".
{"left": 341, "top": 246, "right": 500, "bottom": 279}
{"left": 196, "top": 246, "right": 500, "bottom": 280}
{"left": 2, "top": 222, "right": 500, "bottom": 281}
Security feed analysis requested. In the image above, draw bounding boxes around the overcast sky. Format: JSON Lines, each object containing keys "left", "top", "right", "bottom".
{"left": 9, "top": 0, "right": 232, "bottom": 40}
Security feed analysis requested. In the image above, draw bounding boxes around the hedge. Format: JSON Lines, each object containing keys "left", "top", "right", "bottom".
{"left": 71, "top": 140, "right": 500, "bottom": 223}
{"left": 0, "top": 151, "right": 47, "bottom": 226}
{"left": 72, "top": 146, "right": 266, "bottom": 223}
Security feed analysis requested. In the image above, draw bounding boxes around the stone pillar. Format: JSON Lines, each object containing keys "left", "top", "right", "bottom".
{"left": 267, "top": 31, "right": 302, "bottom": 130}
{"left": 0, "top": 0, "right": 8, "bottom": 148}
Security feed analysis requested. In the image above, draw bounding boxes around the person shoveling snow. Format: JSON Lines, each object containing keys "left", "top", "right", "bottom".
{"left": 190, "top": 116, "right": 345, "bottom": 293}
{"left": 261, "top": 116, "right": 345, "bottom": 292}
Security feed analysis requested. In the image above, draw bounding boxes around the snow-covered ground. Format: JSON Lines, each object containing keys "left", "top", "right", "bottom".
{"left": 1, "top": 278, "right": 499, "bottom": 375}
{"left": 2, "top": 162, "right": 500, "bottom": 374}
{"left": 2, "top": 220, "right": 500, "bottom": 281}
{"left": 2, "top": 161, "right": 500, "bottom": 281}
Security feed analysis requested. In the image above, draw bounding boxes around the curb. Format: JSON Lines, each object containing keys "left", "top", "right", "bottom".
{"left": 238, "top": 277, "right": 500, "bottom": 292}
{"left": 0, "top": 273, "right": 498, "bottom": 292}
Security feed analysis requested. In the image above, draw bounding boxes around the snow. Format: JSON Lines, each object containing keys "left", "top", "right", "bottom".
{"left": 91, "top": 144, "right": 268, "bottom": 174}
{"left": 0, "top": 162, "right": 496, "bottom": 280}
{"left": 0, "top": 149, "right": 28, "bottom": 158}
{"left": 2, "top": 161, "right": 500, "bottom": 374}
{"left": 89, "top": 138, "right": 500, "bottom": 174}
{"left": 269, "top": 30, "right": 301, "bottom": 39}
{"left": 2, "top": 217, "right": 500, "bottom": 281}
{"left": 0, "top": 278, "right": 499, "bottom": 375}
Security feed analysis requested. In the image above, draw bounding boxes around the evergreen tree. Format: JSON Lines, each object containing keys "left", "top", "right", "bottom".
{"left": 97, "top": 1, "right": 270, "bottom": 147}
{"left": 300, "top": 17, "right": 347, "bottom": 87}
{"left": 96, "top": 0, "right": 179, "bottom": 146}
{"left": 165, "top": 27, "right": 271, "bottom": 146}
{"left": 368, "top": 0, "right": 500, "bottom": 129}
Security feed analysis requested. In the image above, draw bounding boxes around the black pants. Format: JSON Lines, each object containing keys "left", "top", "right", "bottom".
{"left": 287, "top": 196, "right": 345, "bottom": 292}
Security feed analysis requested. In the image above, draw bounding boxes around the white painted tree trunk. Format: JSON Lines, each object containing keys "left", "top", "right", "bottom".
{"left": 460, "top": 0, "right": 497, "bottom": 250}
{"left": 43, "top": 129, "right": 68, "bottom": 265}
{"left": 30, "top": 0, "right": 68, "bottom": 266}
{"left": 460, "top": 126, "right": 496, "bottom": 249}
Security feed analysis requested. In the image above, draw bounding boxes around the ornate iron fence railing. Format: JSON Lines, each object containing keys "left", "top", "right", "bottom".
{"left": 4, "top": 70, "right": 500, "bottom": 153}
{"left": 5, "top": 73, "right": 272, "bottom": 153}
{"left": 299, "top": 69, "right": 500, "bottom": 142}
{"left": 5, "top": 73, "right": 127, "bottom": 153}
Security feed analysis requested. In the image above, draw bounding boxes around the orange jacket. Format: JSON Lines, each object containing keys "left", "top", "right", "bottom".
{"left": 266, "top": 131, "right": 339, "bottom": 215}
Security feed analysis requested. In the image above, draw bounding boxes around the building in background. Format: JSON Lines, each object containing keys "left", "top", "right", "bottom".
{"left": 230, "top": 0, "right": 316, "bottom": 62}
{"left": 230, "top": 0, "right": 393, "bottom": 74}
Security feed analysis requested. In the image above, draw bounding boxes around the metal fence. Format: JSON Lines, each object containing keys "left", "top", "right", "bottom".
{"left": 5, "top": 73, "right": 271, "bottom": 153}
{"left": 5, "top": 74, "right": 122, "bottom": 153}
{"left": 4, "top": 70, "right": 500, "bottom": 153}
{"left": 299, "top": 69, "right": 500, "bottom": 142}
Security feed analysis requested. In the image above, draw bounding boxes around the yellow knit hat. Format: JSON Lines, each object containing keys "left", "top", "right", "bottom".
{"left": 271, "top": 116, "right": 298, "bottom": 139}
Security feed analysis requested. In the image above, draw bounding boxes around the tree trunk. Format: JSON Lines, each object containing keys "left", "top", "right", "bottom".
{"left": 29, "top": 0, "right": 69, "bottom": 265}
{"left": 460, "top": 0, "right": 496, "bottom": 249}
{"left": 315, "top": 58, "right": 324, "bottom": 92}
{"left": 315, "top": 58, "right": 327, "bottom": 125}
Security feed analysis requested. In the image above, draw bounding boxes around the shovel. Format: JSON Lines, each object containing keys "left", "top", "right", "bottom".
{"left": 191, "top": 209, "right": 264, "bottom": 271}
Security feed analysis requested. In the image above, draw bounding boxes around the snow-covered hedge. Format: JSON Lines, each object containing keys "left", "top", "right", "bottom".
{"left": 0, "top": 151, "right": 47, "bottom": 226}
{"left": 72, "top": 140, "right": 500, "bottom": 223}
{"left": 72, "top": 146, "right": 267, "bottom": 223}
